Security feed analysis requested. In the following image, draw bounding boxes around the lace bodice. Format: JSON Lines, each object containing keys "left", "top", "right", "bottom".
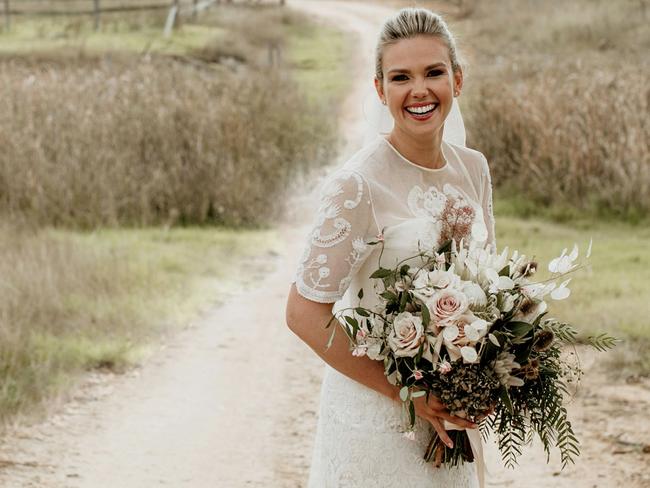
{"left": 295, "top": 135, "right": 496, "bottom": 308}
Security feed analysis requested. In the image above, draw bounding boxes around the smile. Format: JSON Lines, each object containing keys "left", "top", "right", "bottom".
{"left": 404, "top": 103, "right": 438, "bottom": 115}
{"left": 404, "top": 103, "right": 439, "bottom": 120}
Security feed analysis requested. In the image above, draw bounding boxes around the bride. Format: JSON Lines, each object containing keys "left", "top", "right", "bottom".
{"left": 286, "top": 7, "right": 495, "bottom": 487}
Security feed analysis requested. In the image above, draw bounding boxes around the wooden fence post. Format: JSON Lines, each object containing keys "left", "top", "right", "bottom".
{"left": 3, "top": 0, "right": 10, "bottom": 32}
{"left": 193, "top": 0, "right": 198, "bottom": 20}
{"left": 93, "top": 0, "right": 100, "bottom": 31}
{"left": 163, "top": 0, "right": 180, "bottom": 37}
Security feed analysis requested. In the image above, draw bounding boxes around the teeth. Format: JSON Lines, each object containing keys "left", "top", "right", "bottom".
{"left": 405, "top": 103, "right": 437, "bottom": 114}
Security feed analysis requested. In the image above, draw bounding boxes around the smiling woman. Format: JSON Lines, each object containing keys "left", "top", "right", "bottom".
{"left": 286, "top": 7, "right": 494, "bottom": 488}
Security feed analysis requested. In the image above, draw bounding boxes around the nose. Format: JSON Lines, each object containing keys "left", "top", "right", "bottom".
{"left": 411, "top": 76, "right": 428, "bottom": 98}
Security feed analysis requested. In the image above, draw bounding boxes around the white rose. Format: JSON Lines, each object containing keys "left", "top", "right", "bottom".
{"left": 388, "top": 312, "right": 425, "bottom": 358}
{"left": 462, "top": 282, "right": 488, "bottom": 308}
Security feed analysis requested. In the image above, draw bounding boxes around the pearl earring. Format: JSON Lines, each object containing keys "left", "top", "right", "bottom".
{"left": 382, "top": 99, "right": 387, "bottom": 105}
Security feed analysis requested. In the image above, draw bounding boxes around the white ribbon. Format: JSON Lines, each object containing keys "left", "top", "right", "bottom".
{"left": 443, "top": 421, "right": 485, "bottom": 488}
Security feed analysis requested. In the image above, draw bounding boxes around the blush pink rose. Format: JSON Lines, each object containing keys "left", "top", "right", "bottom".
{"left": 428, "top": 289, "right": 469, "bottom": 326}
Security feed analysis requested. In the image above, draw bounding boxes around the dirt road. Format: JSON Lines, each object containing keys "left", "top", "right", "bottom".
{"left": 0, "top": 1, "right": 648, "bottom": 487}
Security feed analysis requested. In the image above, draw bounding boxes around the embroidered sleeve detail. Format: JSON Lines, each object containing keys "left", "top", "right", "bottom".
{"left": 311, "top": 217, "right": 352, "bottom": 248}
{"left": 295, "top": 170, "right": 379, "bottom": 304}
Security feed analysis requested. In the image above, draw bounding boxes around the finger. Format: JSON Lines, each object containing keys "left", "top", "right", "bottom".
{"left": 428, "top": 416, "right": 454, "bottom": 448}
{"left": 435, "top": 410, "right": 478, "bottom": 430}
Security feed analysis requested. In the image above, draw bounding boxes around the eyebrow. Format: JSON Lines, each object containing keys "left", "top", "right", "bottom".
{"left": 387, "top": 63, "right": 447, "bottom": 75}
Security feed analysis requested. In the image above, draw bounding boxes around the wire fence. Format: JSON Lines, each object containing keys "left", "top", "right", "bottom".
{"left": 1, "top": 0, "right": 285, "bottom": 31}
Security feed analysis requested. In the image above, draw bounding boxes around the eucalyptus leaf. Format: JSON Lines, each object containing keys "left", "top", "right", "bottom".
{"left": 370, "top": 268, "right": 393, "bottom": 279}
{"left": 380, "top": 291, "right": 398, "bottom": 302}
{"left": 399, "top": 386, "right": 409, "bottom": 402}
{"left": 355, "top": 308, "right": 370, "bottom": 317}
{"left": 399, "top": 290, "right": 408, "bottom": 311}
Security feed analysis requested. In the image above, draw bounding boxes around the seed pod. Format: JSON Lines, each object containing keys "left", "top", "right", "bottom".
{"left": 533, "top": 330, "right": 555, "bottom": 352}
{"left": 518, "top": 261, "right": 538, "bottom": 277}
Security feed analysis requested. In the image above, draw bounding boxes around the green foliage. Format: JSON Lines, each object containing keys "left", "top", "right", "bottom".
{"left": 587, "top": 333, "right": 619, "bottom": 352}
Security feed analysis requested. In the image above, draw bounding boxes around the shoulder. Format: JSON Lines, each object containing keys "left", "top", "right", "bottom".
{"left": 321, "top": 137, "right": 387, "bottom": 194}
{"left": 446, "top": 142, "right": 491, "bottom": 179}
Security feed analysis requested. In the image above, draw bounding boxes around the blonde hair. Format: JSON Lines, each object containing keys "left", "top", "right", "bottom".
{"left": 375, "top": 8, "right": 464, "bottom": 80}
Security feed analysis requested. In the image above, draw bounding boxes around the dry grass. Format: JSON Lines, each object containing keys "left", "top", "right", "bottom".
{"left": 0, "top": 4, "right": 342, "bottom": 228}
{"left": 465, "top": 65, "right": 649, "bottom": 221}
{"left": 0, "top": 53, "right": 335, "bottom": 228}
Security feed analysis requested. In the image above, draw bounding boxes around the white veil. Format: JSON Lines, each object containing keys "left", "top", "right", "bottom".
{"left": 361, "top": 87, "right": 466, "bottom": 147}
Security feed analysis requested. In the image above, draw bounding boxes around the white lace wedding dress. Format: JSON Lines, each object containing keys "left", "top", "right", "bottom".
{"left": 294, "top": 134, "right": 496, "bottom": 487}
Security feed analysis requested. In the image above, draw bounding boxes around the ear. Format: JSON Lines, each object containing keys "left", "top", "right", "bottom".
{"left": 453, "top": 68, "right": 464, "bottom": 96}
{"left": 374, "top": 77, "right": 385, "bottom": 103}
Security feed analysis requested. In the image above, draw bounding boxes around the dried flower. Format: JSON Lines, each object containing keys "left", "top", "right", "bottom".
{"left": 521, "top": 358, "right": 541, "bottom": 380}
{"left": 533, "top": 330, "right": 555, "bottom": 352}
{"left": 518, "top": 261, "right": 538, "bottom": 277}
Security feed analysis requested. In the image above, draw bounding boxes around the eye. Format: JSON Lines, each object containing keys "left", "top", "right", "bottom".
{"left": 427, "top": 69, "right": 444, "bottom": 77}
{"left": 390, "top": 74, "right": 408, "bottom": 82}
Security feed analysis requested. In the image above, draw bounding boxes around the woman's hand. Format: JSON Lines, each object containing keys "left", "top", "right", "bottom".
{"left": 411, "top": 392, "right": 478, "bottom": 448}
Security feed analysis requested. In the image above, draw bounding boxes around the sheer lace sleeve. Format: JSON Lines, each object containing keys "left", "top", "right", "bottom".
{"left": 295, "top": 170, "right": 380, "bottom": 304}
{"left": 479, "top": 155, "right": 497, "bottom": 253}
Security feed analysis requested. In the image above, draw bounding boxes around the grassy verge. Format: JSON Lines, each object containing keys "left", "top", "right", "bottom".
{"left": 0, "top": 224, "right": 280, "bottom": 429}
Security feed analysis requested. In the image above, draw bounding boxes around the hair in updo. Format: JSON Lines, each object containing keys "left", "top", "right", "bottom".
{"left": 375, "top": 8, "right": 464, "bottom": 81}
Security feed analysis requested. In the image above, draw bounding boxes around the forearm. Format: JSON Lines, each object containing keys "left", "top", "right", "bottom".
{"left": 286, "top": 284, "right": 400, "bottom": 403}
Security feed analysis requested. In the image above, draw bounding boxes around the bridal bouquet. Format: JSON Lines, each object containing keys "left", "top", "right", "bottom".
{"left": 329, "top": 235, "right": 616, "bottom": 478}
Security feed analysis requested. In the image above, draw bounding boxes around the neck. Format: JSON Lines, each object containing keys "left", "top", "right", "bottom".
{"left": 387, "top": 126, "right": 446, "bottom": 170}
